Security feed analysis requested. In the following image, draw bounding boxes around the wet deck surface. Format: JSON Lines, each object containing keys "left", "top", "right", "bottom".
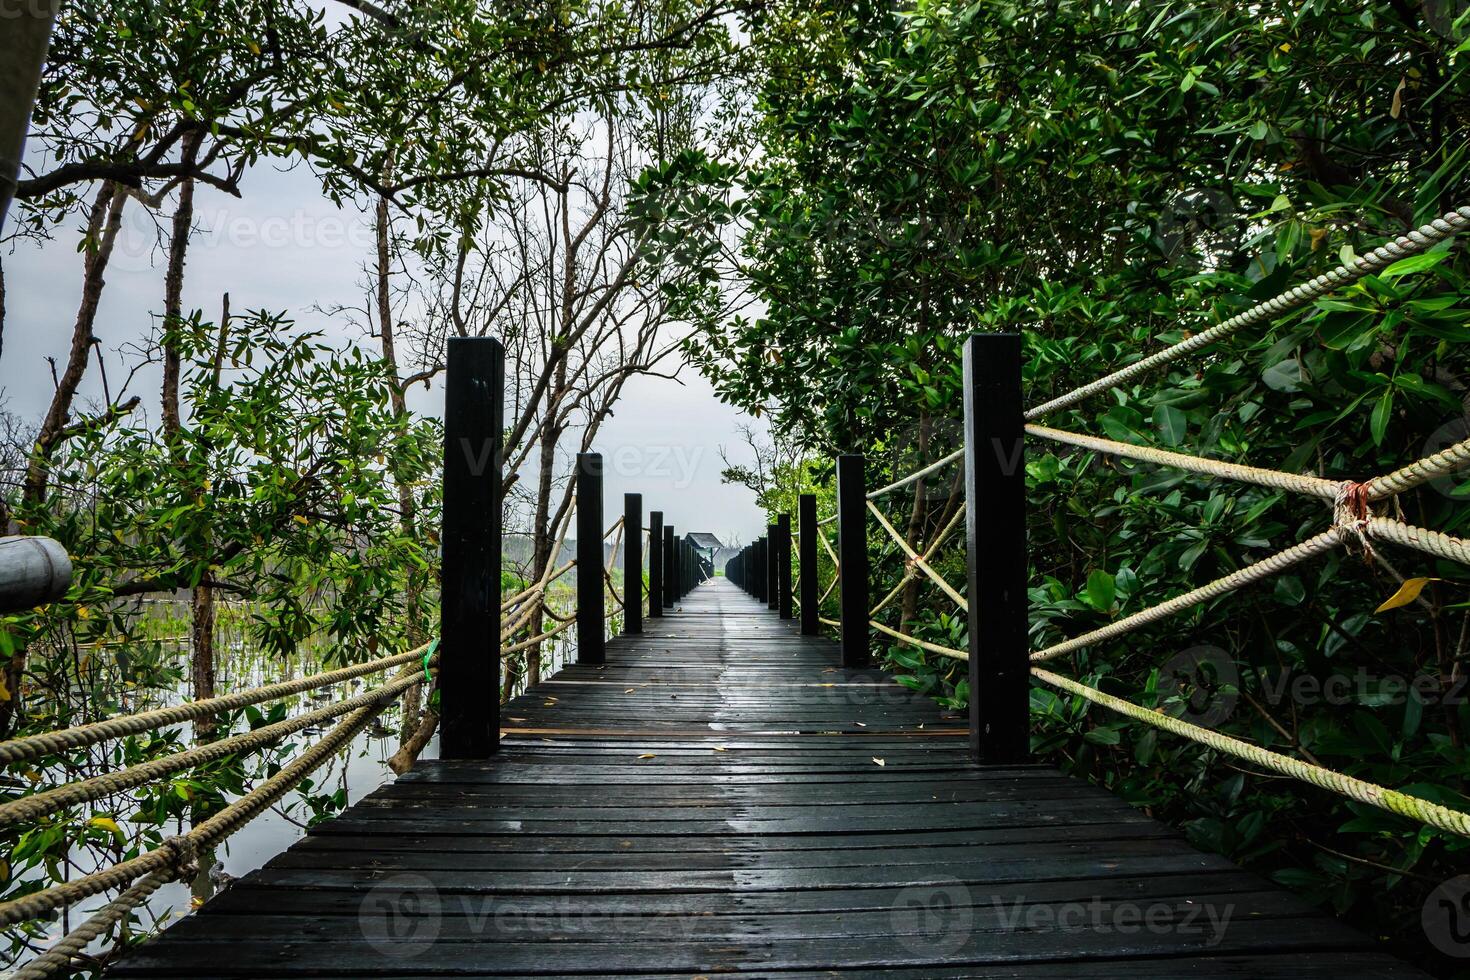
{"left": 111, "top": 578, "right": 1425, "bottom": 977}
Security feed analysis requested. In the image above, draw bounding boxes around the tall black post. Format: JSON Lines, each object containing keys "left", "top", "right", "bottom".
{"left": 777, "top": 513, "right": 793, "bottom": 620}
{"left": 754, "top": 537, "right": 766, "bottom": 604}
{"left": 765, "top": 523, "right": 778, "bottom": 610}
{"left": 837, "top": 454, "right": 869, "bottom": 667}
{"left": 963, "top": 333, "right": 1029, "bottom": 764}
{"left": 669, "top": 529, "right": 681, "bottom": 605}
{"left": 624, "top": 494, "right": 642, "bottom": 635}
{"left": 663, "top": 526, "right": 676, "bottom": 608}
{"left": 799, "top": 494, "right": 819, "bottom": 635}
{"left": 648, "top": 510, "right": 664, "bottom": 619}
{"left": 576, "top": 453, "right": 605, "bottom": 665}
{"left": 440, "top": 337, "right": 503, "bottom": 759}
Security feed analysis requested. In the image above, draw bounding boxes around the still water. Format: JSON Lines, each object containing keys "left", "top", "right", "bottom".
{"left": 6, "top": 600, "right": 580, "bottom": 974}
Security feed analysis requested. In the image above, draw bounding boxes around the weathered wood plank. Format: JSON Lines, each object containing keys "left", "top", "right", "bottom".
{"left": 107, "top": 578, "right": 1428, "bottom": 979}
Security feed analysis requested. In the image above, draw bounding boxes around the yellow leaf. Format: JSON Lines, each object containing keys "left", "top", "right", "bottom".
{"left": 87, "top": 817, "right": 121, "bottom": 835}
{"left": 1376, "top": 577, "right": 1436, "bottom": 614}
{"left": 1277, "top": 42, "right": 1291, "bottom": 53}
{"left": 712, "top": 746, "right": 727, "bottom": 752}
{"left": 1390, "top": 77, "right": 1406, "bottom": 119}
{"left": 292, "top": 514, "right": 309, "bottom": 525}
{"left": 0, "top": 675, "right": 10, "bottom": 703}
{"left": 637, "top": 753, "right": 656, "bottom": 760}
{"left": 247, "top": 40, "right": 261, "bottom": 55}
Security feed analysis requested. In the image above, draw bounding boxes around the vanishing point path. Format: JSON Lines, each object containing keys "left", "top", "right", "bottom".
{"left": 110, "top": 578, "right": 1425, "bottom": 978}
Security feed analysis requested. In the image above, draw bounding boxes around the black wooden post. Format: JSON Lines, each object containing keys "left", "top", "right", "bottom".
{"left": 777, "top": 513, "right": 793, "bottom": 620}
{"left": 963, "top": 333, "right": 1029, "bottom": 764}
{"left": 837, "top": 454, "right": 869, "bottom": 667}
{"left": 440, "top": 336, "right": 503, "bottom": 759}
{"left": 648, "top": 510, "right": 664, "bottom": 619}
{"left": 765, "top": 523, "right": 778, "bottom": 610}
{"left": 799, "top": 494, "right": 819, "bottom": 635}
{"left": 576, "top": 453, "right": 605, "bottom": 665}
{"left": 758, "top": 537, "right": 770, "bottom": 605}
{"left": 664, "top": 526, "right": 676, "bottom": 608}
{"left": 624, "top": 493, "right": 642, "bottom": 635}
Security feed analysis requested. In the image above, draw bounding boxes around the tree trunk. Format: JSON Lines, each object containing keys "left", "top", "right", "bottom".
{"left": 190, "top": 584, "right": 216, "bottom": 704}
{"left": 22, "top": 181, "right": 125, "bottom": 510}
{"left": 3, "top": 181, "right": 124, "bottom": 736}
{"left": 374, "top": 192, "right": 425, "bottom": 739}
{"left": 527, "top": 413, "right": 560, "bottom": 688}
{"left": 161, "top": 133, "right": 203, "bottom": 436}
{"left": 0, "top": 0, "right": 60, "bottom": 234}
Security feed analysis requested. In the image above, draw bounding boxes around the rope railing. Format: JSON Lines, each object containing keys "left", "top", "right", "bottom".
{"left": 0, "top": 646, "right": 431, "bottom": 767}
{"left": 0, "top": 667, "right": 429, "bottom": 829}
{"left": 1032, "top": 668, "right": 1470, "bottom": 838}
{"left": 0, "top": 658, "right": 424, "bottom": 941}
{"left": 866, "top": 499, "right": 968, "bottom": 611}
{"left": 1030, "top": 529, "right": 1344, "bottom": 662}
{"left": 866, "top": 449, "right": 963, "bottom": 500}
{"left": 788, "top": 204, "right": 1470, "bottom": 840}
{"left": 0, "top": 501, "right": 594, "bottom": 975}
{"left": 1025, "top": 204, "right": 1470, "bottom": 420}
{"left": 1014, "top": 208, "right": 1470, "bottom": 837}
{"left": 1026, "top": 424, "right": 1344, "bottom": 498}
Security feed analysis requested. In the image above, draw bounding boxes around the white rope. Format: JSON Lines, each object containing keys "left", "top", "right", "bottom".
{"left": 1031, "top": 529, "right": 1343, "bottom": 662}
{"left": 1026, "top": 425, "right": 1342, "bottom": 498}
{"left": 867, "top": 449, "right": 963, "bottom": 500}
{"left": 1026, "top": 205, "right": 1470, "bottom": 420}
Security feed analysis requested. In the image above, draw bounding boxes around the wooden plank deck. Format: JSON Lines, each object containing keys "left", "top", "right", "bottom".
{"left": 110, "top": 578, "right": 1425, "bottom": 978}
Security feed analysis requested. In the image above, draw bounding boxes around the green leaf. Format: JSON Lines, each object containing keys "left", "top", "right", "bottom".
{"left": 1084, "top": 569, "right": 1116, "bottom": 613}
{"left": 1153, "top": 404, "right": 1187, "bottom": 445}
{"left": 1369, "top": 388, "right": 1393, "bottom": 446}
{"left": 1380, "top": 252, "right": 1448, "bottom": 278}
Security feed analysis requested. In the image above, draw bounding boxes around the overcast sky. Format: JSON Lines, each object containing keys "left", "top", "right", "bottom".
{"left": 2, "top": 162, "right": 768, "bottom": 549}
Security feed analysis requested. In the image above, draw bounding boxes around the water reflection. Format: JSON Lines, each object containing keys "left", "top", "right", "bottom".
{"left": 2, "top": 596, "right": 583, "bottom": 974}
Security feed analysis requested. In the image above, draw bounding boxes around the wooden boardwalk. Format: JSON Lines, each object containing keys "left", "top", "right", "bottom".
{"left": 111, "top": 578, "right": 1425, "bottom": 977}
